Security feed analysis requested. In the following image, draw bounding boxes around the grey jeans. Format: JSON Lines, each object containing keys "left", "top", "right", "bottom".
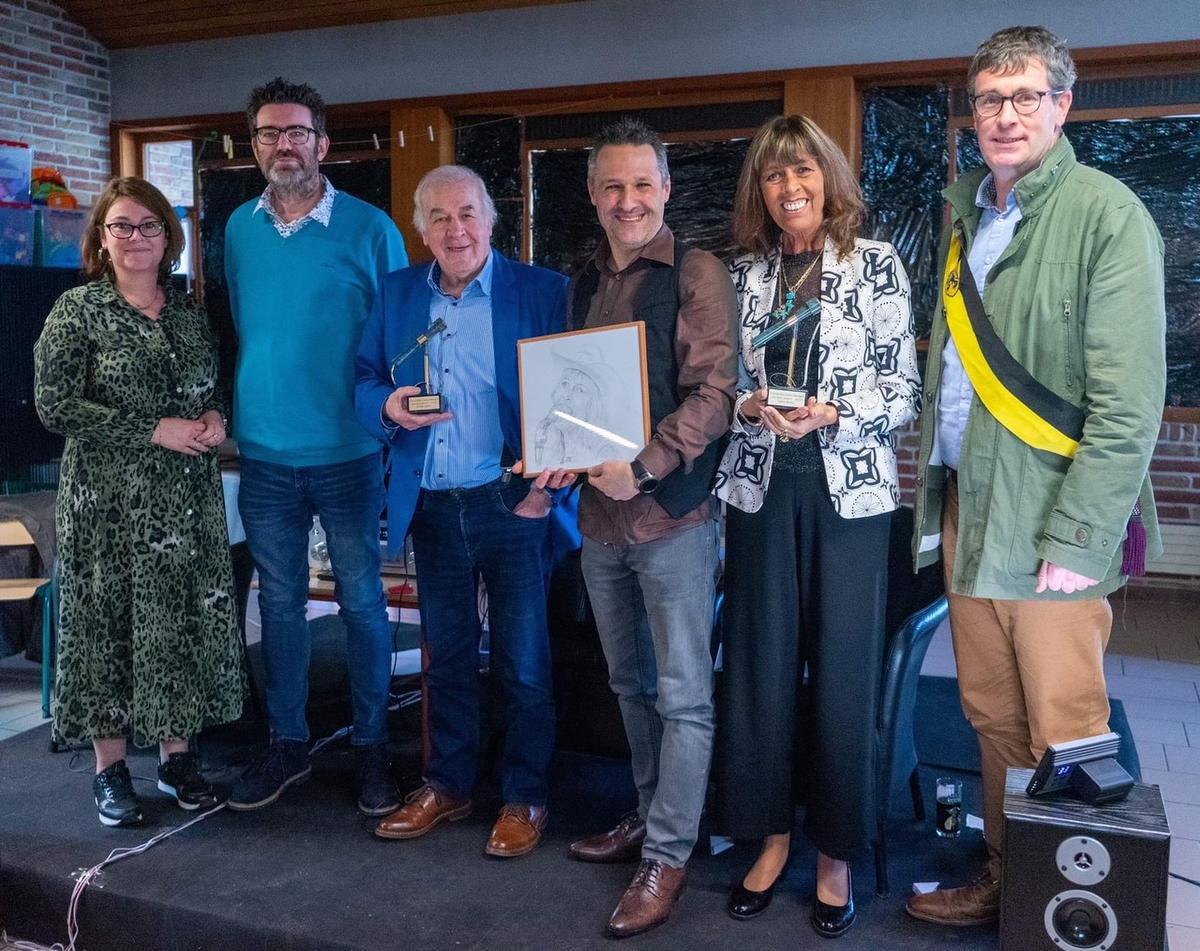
{"left": 581, "top": 518, "right": 720, "bottom": 867}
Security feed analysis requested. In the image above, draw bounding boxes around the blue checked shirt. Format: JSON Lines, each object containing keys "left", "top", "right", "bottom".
{"left": 419, "top": 251, "right": 505, "bottom": 490}
{"left": 935, "top": 174, "right": 1023, "bottom": 471}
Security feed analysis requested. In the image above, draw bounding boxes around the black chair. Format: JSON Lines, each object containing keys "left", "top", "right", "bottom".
{"left": 873, "top": 505, "right": 947, "bottom": 898}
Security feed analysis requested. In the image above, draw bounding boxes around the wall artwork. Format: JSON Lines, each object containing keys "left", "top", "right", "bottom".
{"left": 518, "top": 322, "right": 651, "bottom": 476}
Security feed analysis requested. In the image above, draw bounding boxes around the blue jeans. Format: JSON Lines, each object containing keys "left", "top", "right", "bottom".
{"left": 411, "top": 478, "right": 555, "bottom": 805}
{"left": 581, "top": 518, "right": 720, "bottom": 867}
{"left": 238, "top": 452, "right": 390, "bottom": 746}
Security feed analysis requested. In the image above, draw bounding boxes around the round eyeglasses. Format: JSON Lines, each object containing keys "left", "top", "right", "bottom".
{"left": 253, "top": 125, "right": 317, "bottom": 146}
{"left": 103, "top": 220, "right": 165, "bottom": 239}
{"left": 969, "top": 89, "right": 1063, "bottom": 119}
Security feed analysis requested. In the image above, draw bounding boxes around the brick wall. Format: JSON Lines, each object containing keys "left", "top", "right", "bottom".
{"left": 0, "top": 0, "right": 110, "bottom": 207}
{"left": 895, "top": 420, "right": 1200, "bottom": 526}
{"left": 144, "top": 140, "right": 193, "bottom": 207}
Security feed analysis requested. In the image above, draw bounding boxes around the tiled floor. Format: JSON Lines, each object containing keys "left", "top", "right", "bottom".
{"left": 3, "top": 595, "right": 1200, "bottom": 948}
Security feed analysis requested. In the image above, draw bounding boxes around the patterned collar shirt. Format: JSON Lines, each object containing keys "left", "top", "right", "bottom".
{"left": 934, "top": 172, "right": 1023, "bottom": 471}
{"left": 252, "top": 176, "right": 337, "bottom": 238}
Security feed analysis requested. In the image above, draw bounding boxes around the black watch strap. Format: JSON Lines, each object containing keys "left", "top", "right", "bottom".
{"left": 631, "top": 459, "right": 659, "bottom": 494}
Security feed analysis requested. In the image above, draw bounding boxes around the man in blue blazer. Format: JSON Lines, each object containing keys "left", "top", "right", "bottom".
{"left": 354, "top": 165, "right": 572, "bottom": 859}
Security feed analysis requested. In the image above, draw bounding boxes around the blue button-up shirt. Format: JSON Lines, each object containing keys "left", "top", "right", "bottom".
{"left": 420, "top": 251, "right": 505, "bottom": 490}
{"left": 936, "top": 175, "right": 1023, "bottom": 470}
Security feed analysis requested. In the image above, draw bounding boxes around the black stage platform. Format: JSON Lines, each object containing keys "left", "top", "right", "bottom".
{"left": 0, "top": 677, "right": 1000, "bottom": 951}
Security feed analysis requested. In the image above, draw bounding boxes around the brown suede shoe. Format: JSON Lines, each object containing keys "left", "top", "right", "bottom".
{"left": 606, "top": 858, "right": 686, "bottom": 938}
{"left": 485, "top": 803, "right": 548, "bottom": 858}
{"left": 374, "top": 783, "right": 471, "bottom": 840}
{"left": 568, "top": 810, "right": 646, "bottom": 863}
{"left": 905, "top": 869, "right": 1001, "bottom": 926}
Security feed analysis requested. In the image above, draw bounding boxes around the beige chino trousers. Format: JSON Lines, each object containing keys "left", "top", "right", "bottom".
{"left": 943, "top": 478, "right": 1113, "bottom": 878}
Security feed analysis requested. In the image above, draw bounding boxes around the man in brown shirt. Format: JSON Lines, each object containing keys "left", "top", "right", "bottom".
{"left": 565, "top": 117, "right": 738, "bottom": 939}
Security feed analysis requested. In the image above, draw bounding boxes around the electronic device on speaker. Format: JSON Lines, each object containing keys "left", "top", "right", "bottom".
{"left": 1026, "top": 731, "right": 1134, "bottom": 805}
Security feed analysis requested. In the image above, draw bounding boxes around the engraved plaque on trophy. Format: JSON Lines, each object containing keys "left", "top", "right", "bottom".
{"left": 765, "top": 385, "right": 809, "bottom": 410}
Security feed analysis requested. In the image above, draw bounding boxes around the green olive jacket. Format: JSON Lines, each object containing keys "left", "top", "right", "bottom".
{"left": 912, "top": 135, "right": 1166, "bottom": 600}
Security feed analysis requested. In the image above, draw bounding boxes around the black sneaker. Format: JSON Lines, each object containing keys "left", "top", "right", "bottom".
{"left": 157, "top": 751, "right": 223, "bottom": 810}
{"left": 93, "top": 760, "right": 143, "bottom": 827}
{"left": 355, "top": 743, "right": 400, "bottom": 816}
{"left": 227, "top": 739, "right": 312, "bottom": 811}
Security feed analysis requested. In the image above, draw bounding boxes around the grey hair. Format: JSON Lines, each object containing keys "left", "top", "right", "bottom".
{"left": 587, "top": 117, "right": 670, "bottom": 186}
{"left": 412, "top": 165, "right": 497, "bottom": 233}
{"left": 968, "top": 26, "right": 1077, "bottom": 95}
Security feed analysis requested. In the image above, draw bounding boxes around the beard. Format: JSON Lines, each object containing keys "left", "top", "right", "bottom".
{"left": 263, "top": 146, "right": 322, "bottom": 201}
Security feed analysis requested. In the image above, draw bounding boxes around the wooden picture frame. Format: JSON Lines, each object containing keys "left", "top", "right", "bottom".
{"left": 517, "top": 321, "right": 651, "bottom": 476}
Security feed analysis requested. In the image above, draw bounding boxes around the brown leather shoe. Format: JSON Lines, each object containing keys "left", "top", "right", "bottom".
{"left": 905, "top": 868, "right": 1000, "bottom": 926}
{"left": 606, "top": 859, "right": 686, "bottom": 938}
{"left": 568, "top": 810, "right": 646, "bottom": 863}
{"left": 484, "top": 803, "right": 548, "bottom": 858}
{"left": 374, "top": 783, "right": 471, "bottom": 840}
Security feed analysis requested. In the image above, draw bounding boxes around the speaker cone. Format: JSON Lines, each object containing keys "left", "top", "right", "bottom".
{"left": 1042, "top": 889, "right": 1118, "bottom": 950}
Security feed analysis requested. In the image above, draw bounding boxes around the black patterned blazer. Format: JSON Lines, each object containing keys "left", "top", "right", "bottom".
{"left": 714, "top": 237, "right": 921, "bottom": 519}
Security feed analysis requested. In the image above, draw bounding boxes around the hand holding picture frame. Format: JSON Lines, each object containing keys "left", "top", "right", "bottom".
{"left": 517, "top": 321, "right": 651, "bottom": 477}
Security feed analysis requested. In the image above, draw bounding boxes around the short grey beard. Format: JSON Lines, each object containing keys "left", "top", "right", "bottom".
{"left": 267, "top": 165, "right": 322, "bottom": 203}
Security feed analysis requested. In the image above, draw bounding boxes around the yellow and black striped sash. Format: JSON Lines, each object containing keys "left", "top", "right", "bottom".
{"left": 942, "top": 230, "right": 1083, "bottom": 458}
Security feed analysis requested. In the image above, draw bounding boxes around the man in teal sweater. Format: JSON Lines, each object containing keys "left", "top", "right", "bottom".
{"left": 223, "top": 77, "right": 408, "bottom": 816}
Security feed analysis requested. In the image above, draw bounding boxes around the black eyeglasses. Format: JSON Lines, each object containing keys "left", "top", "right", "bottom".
{"left": 253, "top": 125, "right": 317, "bottom": 146}
{"left": 969, "top": 90, "right": 1063, "bottom": 119}
{"left": 103, "top": 220, "right": 165, "bottom": 238}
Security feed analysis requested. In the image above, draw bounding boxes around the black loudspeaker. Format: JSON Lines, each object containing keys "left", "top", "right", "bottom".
{"left": 1000, "top": 767, "right": 1170, "bottom": 951}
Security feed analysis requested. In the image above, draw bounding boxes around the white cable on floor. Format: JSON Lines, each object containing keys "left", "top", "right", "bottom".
{"left": 18, "top": 803, "right": 227, "bottom": 951}
{"left": 34, "top": 722, "right": 361, "bottom": 951}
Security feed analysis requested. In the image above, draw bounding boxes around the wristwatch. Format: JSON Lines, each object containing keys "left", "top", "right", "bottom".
{"left": 630, "top": 459, "right": 659, "bottom": 494}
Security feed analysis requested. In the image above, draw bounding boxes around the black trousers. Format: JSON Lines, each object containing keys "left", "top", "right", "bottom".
{"left": 716, "top": 467, "right": 890, "bottom": 860}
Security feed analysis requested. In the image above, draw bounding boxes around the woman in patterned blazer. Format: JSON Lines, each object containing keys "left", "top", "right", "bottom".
{"left": 713, "top": 115, "right": 920, "bottom": 938}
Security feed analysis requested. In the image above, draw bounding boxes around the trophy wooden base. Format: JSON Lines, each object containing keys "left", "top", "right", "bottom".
{"left": 765, "top": 386, "right": 808, "bottom": 410}
{"left": 408, "top": 393, "right": 445, "bottom": 414}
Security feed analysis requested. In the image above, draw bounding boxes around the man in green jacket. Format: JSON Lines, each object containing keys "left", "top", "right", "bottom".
{"left": 907, "top": 26, "right": 1166, "bottom": 927}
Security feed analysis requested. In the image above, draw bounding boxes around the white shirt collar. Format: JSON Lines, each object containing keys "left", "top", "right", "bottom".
{"left": 253, "top": 176, "right": 337, "bottom": 238}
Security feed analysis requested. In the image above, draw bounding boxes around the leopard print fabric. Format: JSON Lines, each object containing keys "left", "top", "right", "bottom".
{"left": 33, "top": 280, "right": 246, "bottom": 748}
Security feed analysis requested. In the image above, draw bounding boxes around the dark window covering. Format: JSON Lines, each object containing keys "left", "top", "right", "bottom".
{"left": 525, "top": 100, "right": 782, "bottom": 141}
{"left": 454, "top": 115, "right": 524, "bottom": 262}
{"left": 861, "top": 85, "right": 951, "bottom": 338}
{"left": 530, "top": 138, "right": 751, "bottom": 277}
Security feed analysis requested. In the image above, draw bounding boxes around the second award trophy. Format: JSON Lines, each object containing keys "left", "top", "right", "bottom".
{"left": 389, "top": 317, "right": 448, "bottom": 415}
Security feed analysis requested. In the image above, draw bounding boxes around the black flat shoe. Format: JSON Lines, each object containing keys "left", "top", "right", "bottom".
{"left": 728, "top": 879, "right": 775, "bottom": 920}
{"left": 811, "top": 866, "right": 856, "bottom": 938}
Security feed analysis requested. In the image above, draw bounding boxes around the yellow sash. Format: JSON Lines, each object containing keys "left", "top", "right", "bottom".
{"left": 942, "top": 231, "right": 1082, "bottom": 458}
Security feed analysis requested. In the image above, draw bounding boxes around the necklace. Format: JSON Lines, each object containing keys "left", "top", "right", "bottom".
{"left": 121, "top": 285, "right": 164, "bottom": 316}
{"left": 775, "top": 251, "right": 821, "bottom": 388}
{"left": 772, "top": 249, "right": 821, "bottom": 322}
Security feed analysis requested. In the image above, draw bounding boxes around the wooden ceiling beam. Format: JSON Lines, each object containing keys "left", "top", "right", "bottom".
{"left": 58, "top": 0, "right": 583, "bottom": 49}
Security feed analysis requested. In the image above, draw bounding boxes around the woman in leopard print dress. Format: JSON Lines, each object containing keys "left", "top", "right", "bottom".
{"left": 34, "top": 178, "right": 245, "bottom": 827}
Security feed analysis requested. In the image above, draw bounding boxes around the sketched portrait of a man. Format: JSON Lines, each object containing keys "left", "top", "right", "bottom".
{"left": 534, "top": 352, "right": 610, "bottom": 466}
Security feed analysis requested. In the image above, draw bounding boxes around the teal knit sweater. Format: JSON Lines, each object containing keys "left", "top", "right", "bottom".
{"left": 225, "top": 190, "right": 407, "bottom": 466}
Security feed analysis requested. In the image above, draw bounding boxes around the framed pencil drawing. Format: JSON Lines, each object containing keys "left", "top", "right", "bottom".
{"left": 517, "top": 321, "right": 651, "bottom": 476}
